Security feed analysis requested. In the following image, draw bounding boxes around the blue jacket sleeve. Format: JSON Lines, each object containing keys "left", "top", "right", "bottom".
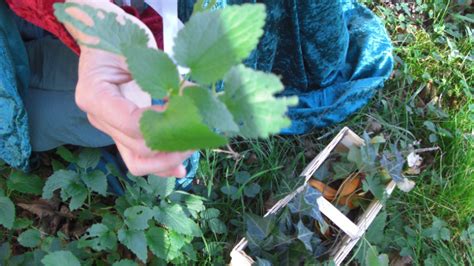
{"left": 0, "top": 0, "right": 31, "bottom": 171}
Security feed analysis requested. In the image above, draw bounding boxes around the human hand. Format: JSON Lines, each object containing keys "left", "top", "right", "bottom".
{"left": 63, "top": 0, "right": 193, "bottom": 177}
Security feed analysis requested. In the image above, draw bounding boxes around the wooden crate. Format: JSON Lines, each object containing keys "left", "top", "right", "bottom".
{"left": 230, "top": 127, "right": 397, "bottom": 266}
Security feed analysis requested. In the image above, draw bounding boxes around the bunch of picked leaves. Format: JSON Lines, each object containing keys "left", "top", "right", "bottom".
{"left": 244, "top": 186, "right": 333, "bottom": 265}
{"left": 310, "top": 132, "right": 416, "bottom": 209}
{"left": 54, "top": 2, "right": 298, "bottom": 152}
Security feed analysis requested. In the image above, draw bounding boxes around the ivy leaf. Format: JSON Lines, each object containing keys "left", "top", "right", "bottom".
{"left": 80, "top": 223, "right": 117, "bottom": 251}
{"left": 113, "top": 260, "right": 138, "bottom": 266}
{"left": 148, "top": 176, "right": 175, "bottom": 198}
{"left": 81, "top": 170, "right": 107, "bottom": 196}
{"left": 153, "top": 204, "right": 202, "bottom": 237}
{"left": 7, "top": 170, "right": 44, "bottom": 195}
{"left": 118, "top": 228, "right": 148, "bottom": 263}
{"left": 54, "top": 3, "right": 149, "bottom": 54}
{"left": 303, "top": 186, "right": 323, "bottom": 223}
{"left": 245, "top": 213, "right": 276, "bottom": 241}
{"left": 184, "top": 86, "right": 239, "bottom": 134}
{"left": 42, "top": 170, "right": 77, "bottom": 199}
{"left": 297, "top": 221, "right": 314, "bottom": 252}
{"left": 380, "top": 149, "right": 405, "bottom": 183}
{"left": 18, "top": 229, "right": 42, "bottom": 248}
{"left": 174, "top": 4, "right": 266, "bottom": 84}
{"left": 41, "top": 251, "right": 81, "bottom": 266}
{"left": 0, "top": 196, "right": 15, "bottom": 229}
{"left": 244, "top": 183, "right": 261, "bottom": 198}
{"left": 220, "top": 65, "right": 298, "bottom": 138}
{"left": 124, "top": 46, "right": 180, "bottom": 98}
{"left": 77, "top": 148, "right": 101, "bottom": 170}
{"left": 140, "top": 95, "right": 227, "bottom": 151}
{"left": 124, "top": 206, "right": 154, "bottom": 230}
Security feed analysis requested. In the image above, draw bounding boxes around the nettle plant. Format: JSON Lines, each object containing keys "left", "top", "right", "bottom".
{"left": 54, "top": 1, "right": 298, "bottom": 152}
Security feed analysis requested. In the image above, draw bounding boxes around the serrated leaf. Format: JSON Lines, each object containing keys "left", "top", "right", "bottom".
{"left": 7, "top": 170, "right": 44, "bottom": 195}
{"left": 174, "top": 4, "right": 266, "bottom": 84}
{"left": 124, "top": 46, "right": 180, "bottom": 98}
{"left": 41, "top": 251, "right": 80, "bottom": 266}
{"left": 18, "top": 229, "right": 42, "bottom": 248}
{"left": 244, "top": 183, "right": 261, "bottom": 198}
{"left": 0, "top": 196, "right": 15, "bottom": 229}
{"left": 81, "top": 170, "right": 107, "bottom": 196}
{"left": 55, "top": 146, "right": 77, "bottom": 163}
{"left": 148, "top": 175, "right": 175, "bottom": 198}
{"left": 220, "top": 65, "right": 298, "bottom": 138}
{"left": 208, "top": 218, "right": 227, "bottom": 234}
{"left": 184, "top": 86, "right": 239, "bottom": 134}
{"left": 80, "top": 223, "right": 117, "bottom": 251}
{"left": 201, "top": 208, "right": 220, "bottom": 220}
{"left": 124, "top": 206, "right": 153, "bottom": 230}
{"left": 54, "top": 3, "right": 149, "bottom": 54}
{"left": 297, "top": 221, "right": 314, "bottom": 252}
{"left": 13, "top": 218, "right": 33, "bottom": 230}
{"left": 42, "top": 170, "right": 77, "bottom": 199}
{"left": 303, "top": 186, "right": 323, "bottom": 223}
{"left": 140, "top": 95, "right": 227, "bottom": 151}
{"left": 153, "top": 204, "right": 202, "bottom": 237}
{"left": 113, "top": 259, "right": 138, "bottom": 266}
{"left": 63, "top": 182, "right": 88, "bottom": 210}
{"left": 146, "top": 227, "right": 170, "bottom": 260}
{"left": 118, "top": 228, "right": 148, "bottom": 263}
{"left": 77, "top": 148, "right": 101, "bottom": 169}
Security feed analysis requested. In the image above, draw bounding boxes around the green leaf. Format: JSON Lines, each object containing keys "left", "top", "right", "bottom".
{"left": 148, "top": 175, "right": 175, "bottom": 198}
{"left": 184, "top": 86, "right": 239, "bottom": 134}
{"left": 41, "top": 251, "right": 81, "bottom": 266}
{"left": 174, "top": 4, "right": 266, "bottom": 84}
{"left": 146, "top": 227, "right": 169, "bottom": 260}
{"left": 124, "top": 206, "right": 154, "bottom": 230}
{"left": 18, "top": 229, "right": 42, "bottom": 248}
{"left": 42, "top": 170, "right": 77, "bottom": 199}
{"left": 362, "top": 175, "right": 386, "bottom": 200}
{"left": 219, "top": 65, "right": 298, "bottom": 138}
{"left": 80, "top": 223, "right": 117, "bottom": 251}
{"left": 63, "top": 182, "right": 88, "bottom": 210}
{"left": 118, "top": 228, "right": 148, "bottom": 263}
{"left": 366, "top": 212, "right": 387, "bottom": 245}
{"left": 220, "top": 184, "right": 239, "bottom": 200}
{"left": 7, "top": 170, "right": 44, "bottom": 195}
{"left": 296, "top": 221, "right": 314, "bottom": 252}
{"left": 235, "top": 171, "right": 251, "bottom": 184}
{"left": 77, "top": 148, "right": 101, "bottom": 169}
{"left": 140, "top": 95, "right": 227, "bottom": 151}
{"left": 124, "top": 46, "right": 180, "bottom": 98}
{"left": 201, "top": 208, "right": 220, "bottom": 220}
{"left": 245, "top": 213, "right": 276, "bottom": 241}
{"left": 54, "top": 3, "right": 149, "bottom": 54}
{"left": 153, "top": 204, "right": 202, "bottom": 237}
{"left": 365, "top": 248, "right": 389, "bottom": 266}
{"left": 81, "top": 170, "right": 108, "bottom": 196}
{"left": 0, "top": 196, "right": 15, "bottom": 229}
{"left": 113, "top": 259, "right": 138, "bottom": 266}
{"left": 244, "top": 183, "right": 261, "bottom": 198}
{"left": 208, "top": 218, "right": 227, "bottom": 234}
{"left": 423, "top": 217, "right": 451, "bottom": 241}
{"left": 13, "top": 218, "right": 33, "bottom": 230}
{"left": 55, "top": 146, "right": 77, "bottom": 163}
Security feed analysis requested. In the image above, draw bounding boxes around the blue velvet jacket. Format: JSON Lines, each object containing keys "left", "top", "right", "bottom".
{"left": 0, "top": 0, "right": 393, "bottom": 170}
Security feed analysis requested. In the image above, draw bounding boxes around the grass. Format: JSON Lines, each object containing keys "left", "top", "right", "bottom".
{"left": 195, "top": 0, "right": 474, "bottom": 264}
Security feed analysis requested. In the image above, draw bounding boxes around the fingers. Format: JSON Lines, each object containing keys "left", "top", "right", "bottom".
{"left": 116, "top": 143, "right": 193, "bottom": 177}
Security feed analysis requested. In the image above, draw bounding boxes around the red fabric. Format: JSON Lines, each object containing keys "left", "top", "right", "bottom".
{"left": 6, "top": 0, "right": 164, "bottom": 54}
